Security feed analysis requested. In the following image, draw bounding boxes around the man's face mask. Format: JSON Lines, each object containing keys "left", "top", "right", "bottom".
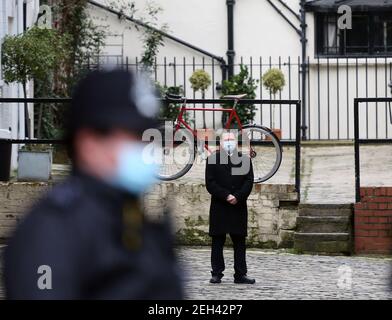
{"left": 222, "top": 139, "right": 237, "bottom": 155}
{"left": 111, "top": 142, "right": 158, "bottom": 195}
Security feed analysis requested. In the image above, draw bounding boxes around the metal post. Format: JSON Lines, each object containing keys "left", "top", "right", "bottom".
{"left": 295, "top": 101, "right": 302, "bottom": 200}
{"left": 354, "top": 99, "right": 361, "bottom": 203}
{"left": 300, "top": 0, "right": 308, "bottom": 140}
{"left": 226, "top": 0, "right": 235, "bottom": 78}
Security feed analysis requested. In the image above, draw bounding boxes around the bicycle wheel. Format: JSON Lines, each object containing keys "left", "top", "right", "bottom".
{"left": 156, "top": 123, "right": 196, "bottom": 181}
{"left": 241, "top": 125, "right": 282, "bottom": 183}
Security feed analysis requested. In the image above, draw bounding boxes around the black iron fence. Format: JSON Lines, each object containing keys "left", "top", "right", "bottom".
{"left": 88, "top": 55, "right": 392, "bottom": 141}
{"left": 0, "top": 98, "right": 302, "bottom": 197}
{"left": 354, "top": 97, "right": 392, "bottom": 203}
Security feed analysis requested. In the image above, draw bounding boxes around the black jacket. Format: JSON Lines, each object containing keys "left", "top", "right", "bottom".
{"left": 205, "top": 151, "right": 254, "bottom": 236}
{"left": 3, "top": 172, "right": 183, "bottom": 300}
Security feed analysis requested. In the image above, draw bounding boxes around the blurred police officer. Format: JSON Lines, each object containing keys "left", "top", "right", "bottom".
{"left": 3, "top": 69, "right": 184, "bottom": 299}
{"left": 206, "top": 131, "right": 255, "bottom": 285}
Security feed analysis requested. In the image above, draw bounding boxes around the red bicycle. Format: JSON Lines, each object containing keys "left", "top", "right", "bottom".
{"left": 156, "top": 93, "right": 282, "bottom": 183}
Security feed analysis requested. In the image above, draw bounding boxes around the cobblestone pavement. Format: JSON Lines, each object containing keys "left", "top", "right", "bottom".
{"left": 0, "top": 246, "right": 391, "bottom": 300}
{"left": 177, "top": 247, "right": 392, "bottom": 300}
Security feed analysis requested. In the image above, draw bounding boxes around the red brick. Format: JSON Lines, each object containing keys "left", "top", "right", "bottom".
{"left": 368, "top": 217, "right": 380, "bottom": 223}
{"left": 355, "top": 230, "right": 369, "bottom": 237}
{"left": 377, "top": 210, "right": 392, "bottom": 217}
{"left": 355, "top": 210, "right": 375, "bottom": 216}
{"left": 379, "top": 203, "right": 388, "bottom": 210}
{"left": 368, "top": 230, "right": 379, "bottom": 237}
{"left": 367, "top": 224, "right": 391, "bottom": 231}
{"left": 374, "top": 188, "right": 382, "bottom": 196}
{"left": 377, "top": 217, "right": 389, "bottom": 224}
{"left": 368, "top": 203, "right": 379, "bottom": 210}
{"left": 377, "top": 230, "right": 391, "bottom": 237}
{"left": 368, "top": 197, "right": 392, "bottom": 203}
{"left": 354, "top": 202, "right": 367, "bottom": 210}
{"left": 387, "top": 188, "right": 392, "bottom": 196}
{"left": 355, "top": 216, "right": 369, "bottom": 224}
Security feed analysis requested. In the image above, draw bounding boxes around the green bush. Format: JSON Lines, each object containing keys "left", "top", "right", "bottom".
{"left": 2, "top": 26, "right": 69, "bottom": 91}
{"left": 156, "top": 84, "right": 189, "bottom": 122}
{"left": 221, "top": 65, "right": 258, "bottom": 126}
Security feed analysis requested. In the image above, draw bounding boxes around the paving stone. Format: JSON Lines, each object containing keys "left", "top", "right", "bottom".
{"left": 1, "top": 246, "right": 391, "bottom": 300}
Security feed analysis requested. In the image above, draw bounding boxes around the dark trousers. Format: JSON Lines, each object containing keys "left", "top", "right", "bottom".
{"left": 211, "top": 234, "right": 247, "bottom": 279}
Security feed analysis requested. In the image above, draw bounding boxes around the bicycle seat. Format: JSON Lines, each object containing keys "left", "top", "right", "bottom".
{"left": 165, "top": 93, "right": 184, "bottom": 101}
{"left": 222, "top": 94, "right": 247, "bottom": 100}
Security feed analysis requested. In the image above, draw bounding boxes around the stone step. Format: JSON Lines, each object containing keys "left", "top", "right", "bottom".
{"left": 298, "top": 204, "right": 353, "bottom": 217}
{"left": 296, "top": 216, "right": 351, "bottom": 233}
{"left": 294, "top": 232, "right": 352, "bottom": 255}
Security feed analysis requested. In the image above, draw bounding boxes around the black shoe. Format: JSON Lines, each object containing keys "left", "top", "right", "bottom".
{"left": 210, "top": 275, "right": 222, "bottom": 284}
{"left": 234, "top": 275, "right": 256, "bottom": 284}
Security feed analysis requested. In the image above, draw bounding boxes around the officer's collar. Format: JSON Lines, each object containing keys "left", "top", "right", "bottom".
{"left": 71, "top": 167, "right": 138, "bottom": 203}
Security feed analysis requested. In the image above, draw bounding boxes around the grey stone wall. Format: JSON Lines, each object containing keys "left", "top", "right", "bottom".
{"left": 0, "top": 182, "right": 299, "bottom": 248}
{"left": 144, "top": 183, "right": 299, "bottom": 248}
{"left": 0, "top": 182, "right": 50, "bottom": 242}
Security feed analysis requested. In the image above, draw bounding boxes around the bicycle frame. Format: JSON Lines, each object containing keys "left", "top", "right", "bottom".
{"left": 173, "top": 100, "right": 243, "bottom": 154}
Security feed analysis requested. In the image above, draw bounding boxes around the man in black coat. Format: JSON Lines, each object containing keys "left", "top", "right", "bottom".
{"left": 3, "top": 70, "right": 184, "bottom": 299}
{"left": 205, "top": 131, "right": 255, "bottom": 284}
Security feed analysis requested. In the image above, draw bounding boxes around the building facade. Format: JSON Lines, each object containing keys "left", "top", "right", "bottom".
{"left": 0, "top": 0, "right": 40, "bottom": 168}
{"left": 89, "top": 0, "right": 392, "bottom": 141}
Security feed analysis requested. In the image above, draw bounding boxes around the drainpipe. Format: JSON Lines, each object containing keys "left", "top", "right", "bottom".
{"left": 300, "top": 0, "right": 308, "bottom": 140}
{"left": 226, "top": 0, "right": 235, "bottom": 79}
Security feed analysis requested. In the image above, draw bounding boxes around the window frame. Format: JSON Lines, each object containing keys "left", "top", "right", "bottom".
{"left": 315, "top": 11, "right": 392, "bottom": 58}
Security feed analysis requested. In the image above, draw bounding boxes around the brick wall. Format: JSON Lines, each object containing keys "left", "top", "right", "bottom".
{"left": 354, "top": 187, "right": 392, "bottom": 254}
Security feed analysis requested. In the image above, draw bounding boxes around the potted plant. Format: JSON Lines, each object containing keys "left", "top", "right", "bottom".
{"left": 157, "top": 84, "right": 188, "bottom": 124}
{"left": 189, "top": 69, "right": 213, "bottom": 140}
{"left": 17, "top": 144, "right": 53, "bottom": 182}
{"left": 262, "top": 68, "right": 286, "bottom": 139}
{"left": 1, "top": 26, "right": 69, "bottom": 139}
{"left": 221, "top": 65, "right": 258, "bottom": 128}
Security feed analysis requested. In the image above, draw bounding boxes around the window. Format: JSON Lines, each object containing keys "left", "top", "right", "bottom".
{"left": 316, "top": 12, "right": 392, "bottom": 57}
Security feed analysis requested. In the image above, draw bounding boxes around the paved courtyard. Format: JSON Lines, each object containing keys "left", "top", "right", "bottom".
{"left": 173, "top": 143, "right": 392, "bottom": 204}
{"left": 1, "top": 246, "right": 390, "bottom": 300}
{"left": 51, "top": 143, "right": 392, "bottom": 204}
{"left": 178, "top": 247, "right": 392, "bottom": 300}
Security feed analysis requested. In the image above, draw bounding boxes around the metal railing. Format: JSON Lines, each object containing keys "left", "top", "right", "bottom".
{"left": 354, "top": 97, "right": 392, "bottom": 203}
{"left": 0, "top": 97, "right": 302, "bottom": 198}
{"left": 84, "top": 55, "right": 392, "bottom": 141}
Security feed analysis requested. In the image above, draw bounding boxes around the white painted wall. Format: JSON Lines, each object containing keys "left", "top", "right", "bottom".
{"left": 88, "top": 0, "right": 392, "bottom": 140}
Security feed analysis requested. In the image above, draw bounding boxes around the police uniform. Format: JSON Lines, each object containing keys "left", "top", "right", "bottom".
{"left": 3, "top": 70, "right": 184, "bottom": 299}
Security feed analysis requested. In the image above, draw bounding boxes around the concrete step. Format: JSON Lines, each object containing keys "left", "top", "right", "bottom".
{"left": 298, "top": 204, "right": 353, "bottom": 217}
{"left": 294, "top": 232, "right": 351, "bottom": 255}
{"left": 296, "top": 216, "right": 351, "bottom": 233}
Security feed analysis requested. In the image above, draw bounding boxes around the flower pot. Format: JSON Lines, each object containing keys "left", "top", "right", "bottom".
{"left": 17, "top": 150, "right": 52, "bottom": 182}
{"left": 266, "top": 128, "right": 282, "bottom": 141}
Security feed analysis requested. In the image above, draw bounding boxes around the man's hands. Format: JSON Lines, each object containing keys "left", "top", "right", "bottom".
{"left": 226, "top": 194, "right": 237, "bottom": 205}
